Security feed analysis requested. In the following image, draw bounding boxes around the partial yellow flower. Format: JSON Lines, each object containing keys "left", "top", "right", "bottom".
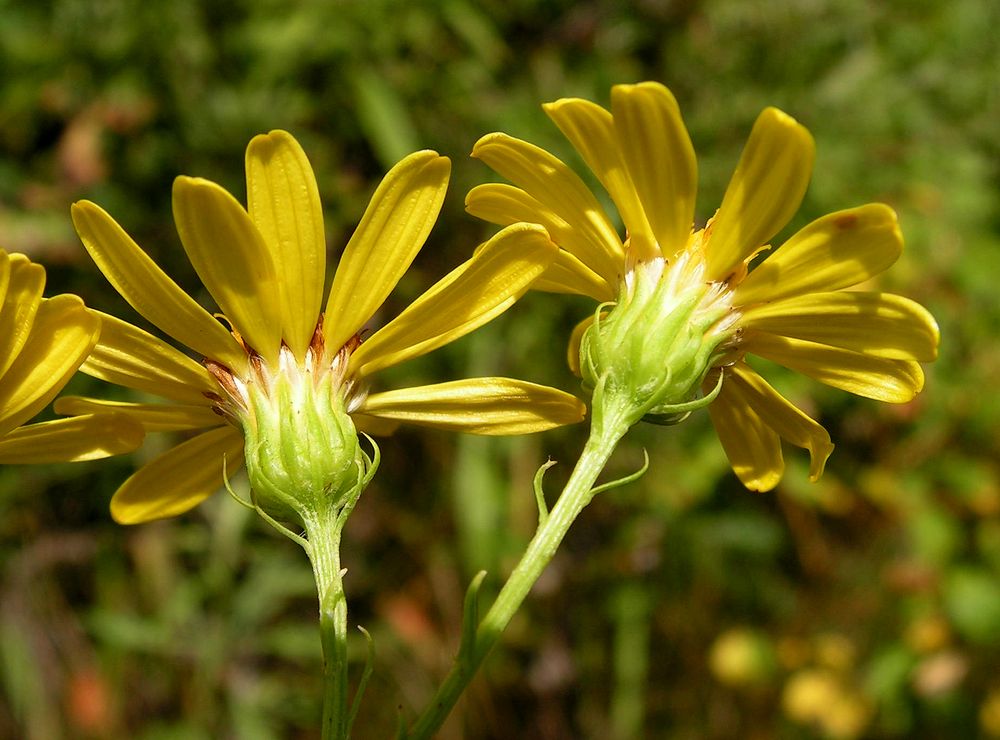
{"left": 0, "top": 249, "right": 143, "bottom": 463}
{"left": 59, "top": 131, "right": 585, "bottom": 524}
{"left": 466, "top": 81, "right": 938, "bottom": 491}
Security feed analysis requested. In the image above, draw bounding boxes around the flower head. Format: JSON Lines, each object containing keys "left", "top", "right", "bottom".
{"left": 60, "top": 131, "right": 585, "bottom": 523}
{"left": 467, "top": 81, "right": 938, "bottom": 490}
{"left": 0, "top": 249, "right": 142, "bottom": 463}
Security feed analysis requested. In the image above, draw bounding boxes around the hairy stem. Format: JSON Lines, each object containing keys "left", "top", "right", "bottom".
{"left": 304, "top": 506, "right": 349, "bottom": 740}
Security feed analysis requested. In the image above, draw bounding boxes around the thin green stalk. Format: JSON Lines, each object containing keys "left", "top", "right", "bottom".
{"left": 407, "top": 404, "right": 631, "bottom": 738}
{"left": 303, "top": 507, "right": 349, "bottom": 740}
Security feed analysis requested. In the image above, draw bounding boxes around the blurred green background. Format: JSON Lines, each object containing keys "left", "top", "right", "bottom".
{"left": 1, "top": 0, "right": 998, "bottom": 737}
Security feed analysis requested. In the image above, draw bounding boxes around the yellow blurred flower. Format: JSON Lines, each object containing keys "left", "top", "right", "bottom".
{"left": 782, "top": 668, "right": 871, "bottom": 739}
{"left": 708, "top": 627, "right": 778, "bottom": 688}
{"left": 783, "top": 668, "right": 841, "bottom": 724}
{"left": 0, "top": 249, "right": 142, "bottom": 464}
{"left": 467, "top": 81, "right": 939, "bottom": 490}
{"left": 59, "top": 131, "right": 584, "bottom": 524}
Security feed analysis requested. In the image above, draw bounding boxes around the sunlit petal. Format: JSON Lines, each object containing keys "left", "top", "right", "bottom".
{"left": 0, "top": 254, "right": 46, "bottom": 379}
{"left": 465, "top": 182, "right": 620, "bottom": 289}
{"left": 352, "top": 223, "right": 556, "bottom": 376}
{"left": 71, "top": 201, "right": 247, "bottom": 374}
{"left": 544, "top": 97, "right": 658, "bottom": 261}
{"left": 706, "top": 108, "right": 815, "bottom": 280}
{"left": 471, "top": 134, "right": 624, "bottom": 273}
{"left": 567, "top": 313, "right": 600, "bottom": 377}
{"left": 81, "top": 311, "right": 219, "bottom": 405}
{"left": 110, "top": 426, "right": 245, "bottom": 524}
{"left": 0, "top": 295, "right": 99, "bottom": 437}
{"left": 532, "top": 250, "right": 615, "bottom": 301}
{"left": 707, "top": 373, "right": 784, "bottom": 491}
{"left": 172, "top": 176, "right": 283, "bottom": 365}
{"left": 55, "top": 396, "right": 225, "bottom": 432}
{"left": 324, "top": 151, "right": 451, "bottom": 357}
{"left": 736, "top": 204, "right": 903, "bottom": 305}
{"left": 246, "top": 130, "right": 326, "bottom": 359}
{"left": 726, "top": 363, "right": 834, "bottom": 481}
{"left": 0, "top": 414, "right": 145, "bottom": 463}
{"left": 610, "top": 82, "right": 697, "bottom": 258}
{"left": 746, "top": 333, "right": 925, "bottom": 402}
{"left": 741, "top": 291, "right": 939, "bottom": 361}
{"left": 359, "top": 378, "right": 586, "bottom": 435}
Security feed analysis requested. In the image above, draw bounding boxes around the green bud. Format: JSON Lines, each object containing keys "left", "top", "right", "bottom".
{"left": 580, "top": 253, "right": 736, "bottom": 429}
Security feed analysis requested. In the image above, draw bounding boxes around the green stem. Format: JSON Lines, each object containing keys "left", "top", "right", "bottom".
{"left": 408, "top": 404, "right": 631, "bottom": 738}
{"left": 303, "top": 506, "right": 349, "bottom": 740}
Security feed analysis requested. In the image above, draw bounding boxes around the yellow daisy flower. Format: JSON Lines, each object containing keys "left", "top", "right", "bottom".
{"left": 0, "top": 249, "right": 143, "bottom": 463}
{"left": 466, "top": 81, "right": 938, "bottom": 491}
{"left": 58, "top": 131, "right": 585, "bottom": 524}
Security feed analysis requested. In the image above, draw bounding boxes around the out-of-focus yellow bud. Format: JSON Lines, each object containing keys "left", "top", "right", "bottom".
{"left": 783, "top": 668, "right": 871, "bottom": 739}
{"left": 708, "top": 627, "right": 778, "bottom": 688}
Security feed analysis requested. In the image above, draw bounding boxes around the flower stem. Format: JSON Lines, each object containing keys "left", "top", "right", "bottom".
{"left": 303, "top": 506, "right": 350, "bottom": 740}
{"left": 407, "top": 404, "right": 631, "bottom": 737}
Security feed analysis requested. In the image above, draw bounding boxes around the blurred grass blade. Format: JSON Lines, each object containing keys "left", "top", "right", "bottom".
{"left": 346, "top": 626, "right": 376, "bottom": 736}
{"left": 351, "top": 67, "right": 420, "bottom": 169}
{"left": 1, "top": 613, "right": 56, "bottom": 738}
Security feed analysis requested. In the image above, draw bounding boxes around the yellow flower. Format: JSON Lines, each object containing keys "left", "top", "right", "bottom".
{"left": 59, "top": 131, "right": 585, "bottom": 524}
{"left": 0, "top": 249, "right": 142, "bottom": 463}
{"left": 466, "top": 81, "right": 938, "bottom": 491}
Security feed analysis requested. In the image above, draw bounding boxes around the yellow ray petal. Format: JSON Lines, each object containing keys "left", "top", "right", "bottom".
{"left": 465, "top": 182, "right": 621, "bottom": 288}
{"left": 532, "top": 250, "right": 615, "bottom": 302}
{"left": 245, "top": 130, "right": 326, "bottom": 359}
{"left": 707, "top": 374, "right": 784, "bottom": 491}
{"left": 706, "top": 108, "right": 815, "bottom": 280}
{"left": 323, "top": 151, "right": 450, "bottom": 358}
{"left": 172, "top": 176, "right": 283, "bottom": 365}
{"left": 351, "top": 413, "right": 401, "bottom": 436}
{"left": 460, "top": 218, "right": 608, "bottom": 301}
{"left": 544, "top": 97, "right": 659, "bottom": 261}
{"left": 352, "top": 223, "right": 556, "bottom": 376}
{"left": 726, "top": 363, "right": 834, "bottom": 481}
{"left": 358, "top": 378, "right": 586, "bottom": 435}
{"left": 736, "top": 204, "right": 903, "bottom": 305}
{"left": 567, "top": 313, "right": 600, "bottom": 377}
{"left": 610, "top": 82, "right": 697, "bottom": 258}
{"left": 471, "top": 134, "right": 624, "bottom": 271}
{"left": 110, "top": 426, "right": 245, "bottom": 524}
{"left": 71, "top": 201, "right": 247, "bottom": 374}
{"left": 0, "top": 250, "right": 10, "bottom": 302}
{"left": 55, "top": 396, "right": 225, "bottom": 432}
{"left": 741, "top": 291, "right": 939, "bottom": 361}
{"left": 0, "top": 413, "right": 144, "bottom": 463}
{"left": 745, "top": 332, "right": 925, "bottom": 403}
{"left": 0, "top": 295, "right": 99, "bottom": 437}
{"left": 82, "top": 311, "right": 219, "bottom": 405}
{"left": 0, "top": 254, "right": 46, "bottom": 379}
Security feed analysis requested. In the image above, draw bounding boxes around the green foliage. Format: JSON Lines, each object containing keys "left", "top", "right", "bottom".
{"left": 1, "top": 0, "right": 998, "bottom": 737}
